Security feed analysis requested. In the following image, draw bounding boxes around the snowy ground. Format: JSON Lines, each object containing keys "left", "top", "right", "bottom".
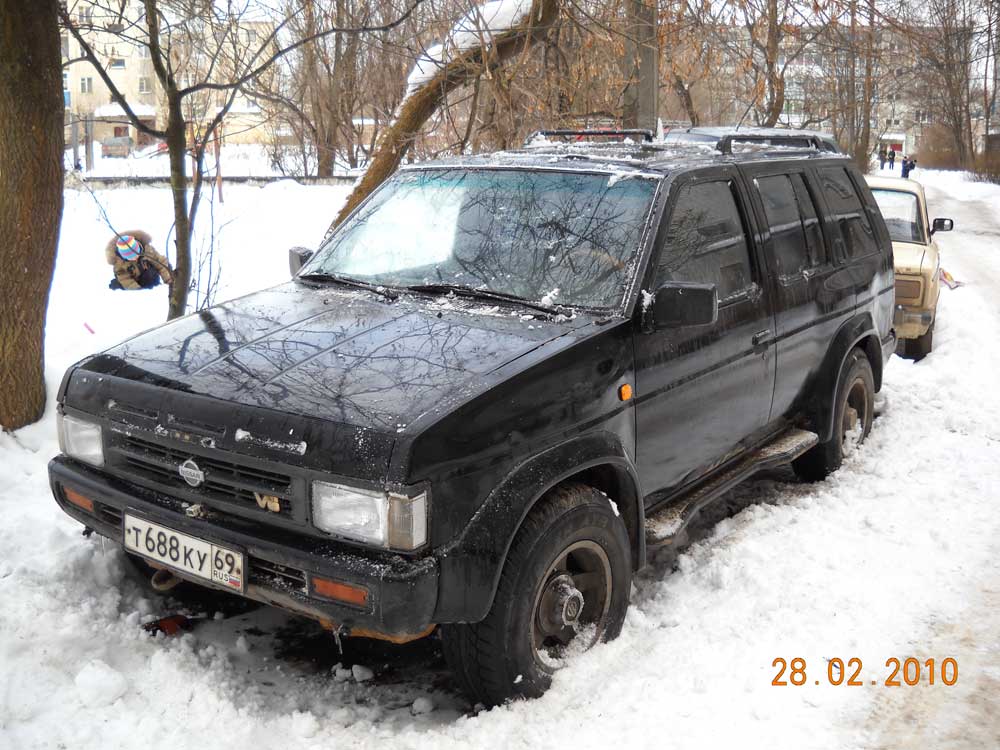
{"left": 2, "top": 170, "right": 999, "bottom": 749}
{"left": 66, "top": 143, "right": 358, "bottom": 179}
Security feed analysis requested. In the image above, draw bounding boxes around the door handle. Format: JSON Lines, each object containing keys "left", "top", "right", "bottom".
{"left": 752, "top": 329, "right": 772, "bottom": 349}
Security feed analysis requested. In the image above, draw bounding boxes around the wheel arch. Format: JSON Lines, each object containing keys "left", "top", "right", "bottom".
{"left": 432, "top": 431, "right": 644, "bottom": 624}
{"left": 812, "top": 312, "right": 882, "bottom": 443}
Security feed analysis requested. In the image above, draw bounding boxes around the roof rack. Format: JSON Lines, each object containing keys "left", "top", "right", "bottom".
{"left": 715, "top": 133, "right": 830, "bottom": 154}
{"left": 526, "top": 129, "right": 655, "bottom": 144}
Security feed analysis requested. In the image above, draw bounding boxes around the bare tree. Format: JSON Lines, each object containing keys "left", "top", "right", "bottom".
{"left": 0, "top": 0, "right": 65, "bottom": 430}
{"left": 329, "top": 0, "right": 561, "bottom": 231}
{"left": 61, "top": 0, "right": 423, "bottom": 319}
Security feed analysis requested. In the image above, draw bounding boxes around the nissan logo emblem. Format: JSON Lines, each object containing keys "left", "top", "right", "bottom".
{"left": 178, "top": 458, "right": 205, "bottom": 487}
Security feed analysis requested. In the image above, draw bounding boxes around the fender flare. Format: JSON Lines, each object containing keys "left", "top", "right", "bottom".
{"left": 813, "top": 312, "right": 883, "bottom": 443}
{"left": 432, "top": 431, "right": 644, "bottom": 623}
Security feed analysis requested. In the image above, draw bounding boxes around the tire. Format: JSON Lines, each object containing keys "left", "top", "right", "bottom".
{"left": 440, "top": 483, "right": 631, "bottom": 706}
{"left": 902, "top": 322, "right": 934, "bottom": 361}
{"left": 793, "top": 347, "right": 875, "bottom": 482}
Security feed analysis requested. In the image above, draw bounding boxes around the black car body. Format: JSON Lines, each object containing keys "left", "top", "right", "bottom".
{"left": 51, "top": 138, "right": 894, "bottom": 698}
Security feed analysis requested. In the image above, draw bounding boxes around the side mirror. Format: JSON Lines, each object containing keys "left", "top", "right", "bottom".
{"left": 289, "top": 246, "right": 314, "bottom": 276}
{"left": 647, "top": 281, "right": 718, "bottom": 330}
{"left": 931, "top": 218, "right": 953, "bottom": 234}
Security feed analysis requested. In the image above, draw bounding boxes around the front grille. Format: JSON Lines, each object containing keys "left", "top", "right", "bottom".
{"left": 249, "top": 557, "right": 308, "bottom": 594}
{"left": 112, "top": 434, "right": 295, "bottom": 517}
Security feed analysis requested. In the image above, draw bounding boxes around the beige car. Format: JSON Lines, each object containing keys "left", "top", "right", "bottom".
{"left": 866, "top": 175, "right": 952, "bottom": 359}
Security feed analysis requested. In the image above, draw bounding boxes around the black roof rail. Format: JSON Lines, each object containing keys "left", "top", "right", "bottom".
{"left": 716, "top": 133, "right": 824, "bottom": 154}
{"left": 526, "top": 129, "right": 655, "bottom": 144}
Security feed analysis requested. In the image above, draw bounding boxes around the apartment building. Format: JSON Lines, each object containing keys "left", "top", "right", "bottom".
{"left": 62, "top": 0, "right": 273, "bottom": 153}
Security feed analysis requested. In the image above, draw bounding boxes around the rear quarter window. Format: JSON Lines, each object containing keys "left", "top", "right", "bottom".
{"left": 818, "top": 166, "right": 879, "bottom": 259}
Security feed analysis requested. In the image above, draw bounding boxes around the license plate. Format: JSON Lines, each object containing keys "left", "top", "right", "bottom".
{"left": 123, "top": 513, "right": 245, "bottom": 593}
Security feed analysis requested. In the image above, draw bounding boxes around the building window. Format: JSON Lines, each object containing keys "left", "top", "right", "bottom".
{"left": 109, "top": 57, "right": 126, "bottom": 69}
{"left": 80, "top": 77, "right": 93, "bottom": 94}
{"left": 136, "top": 44, "right": 149, "bottom": 58}
{"left": 62, "top": 72, "right": 69, "bottom": 91}
{"left": 78, "top": 7, "right": 93, "bottom": 24}
{"left": 244, "top": 28, "right": 257, "bottom": 44}
{"left": 138, "top": 77, "right": 151, "bottom": 94}
{"left": 61, "top": 35, "right": 69, "bottom": 58}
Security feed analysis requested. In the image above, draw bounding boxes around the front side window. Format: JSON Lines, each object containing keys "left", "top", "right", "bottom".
{"left": 870, "top": 189, "right": 925, "bottom": 244}
{"left": 306, "top": 169, "right": 658, "bottom": 309}
{"left": 655, "top": 179, "right": 753, "bottom": 301}
{"left": 818, "top": 167, "right": 877, "bottom": 258}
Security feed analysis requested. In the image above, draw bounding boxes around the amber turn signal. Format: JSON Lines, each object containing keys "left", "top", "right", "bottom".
{"left": 63, "top": 487, "right": 95, "bottom": 514}
{"left": 312, "top": 576, "right": 369, "bottom": 607}
{"left": 618, "top": 383, "right": 633, "bottom": 401}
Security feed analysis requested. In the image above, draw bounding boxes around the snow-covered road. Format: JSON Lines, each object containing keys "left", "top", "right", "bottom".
{"left": 1, "top": 170, "right": 998, "bottom": 749}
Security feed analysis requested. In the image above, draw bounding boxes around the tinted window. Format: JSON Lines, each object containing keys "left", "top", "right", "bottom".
{"left": 818, "top": 167, "right": 878, "bottom": 258}
{"left": 656, "top": 180, "right": 753, "bottom": 300}
{"left": 790, "top": 173, "right": 826, "bottom": 266}
{"left": 756, "top": 174, "right": 809, "bottom": 278}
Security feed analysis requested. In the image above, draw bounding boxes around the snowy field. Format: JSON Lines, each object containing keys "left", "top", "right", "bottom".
{"left": 1, "top": 170, "right": 999, "bottom": 749}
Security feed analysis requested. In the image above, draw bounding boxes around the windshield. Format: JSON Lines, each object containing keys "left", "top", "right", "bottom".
{"left": 305, "top": 168, "right": 658, "bottom": 309}
{"left": 871, "top": 188, "right": 926, "bottom": 244}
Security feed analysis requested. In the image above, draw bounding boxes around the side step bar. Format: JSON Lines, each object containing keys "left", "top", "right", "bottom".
{"left": 644, "top": 428, "right": 819, "bottom": 554}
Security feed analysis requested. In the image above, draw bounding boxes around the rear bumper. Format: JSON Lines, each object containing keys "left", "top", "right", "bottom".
{"left": 49, "top": 456, "right": 439, "bottom": 639}
{"left": 893, "top": 304, "right": 933, "bottom": 340}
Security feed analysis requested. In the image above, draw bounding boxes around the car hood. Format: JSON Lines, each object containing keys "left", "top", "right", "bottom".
{"left": 76, "top": 282, "right": 589, "bottom": 434}
{"left": 892, "top": 240, "right": 934, "bottom": 276}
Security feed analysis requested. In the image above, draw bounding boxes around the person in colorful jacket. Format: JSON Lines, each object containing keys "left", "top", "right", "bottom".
{"left": 105, "top": 231, "right": 174, "bottom": 290}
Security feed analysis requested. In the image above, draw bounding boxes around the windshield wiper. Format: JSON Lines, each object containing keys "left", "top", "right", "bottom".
{"left": 404, "top": 283, "right": 563, "bottom": 317}
{"left": 297, "top": 272, "right": 399, "bottom": 300}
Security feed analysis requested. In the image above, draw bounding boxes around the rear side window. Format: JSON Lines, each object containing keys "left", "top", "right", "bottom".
{"left": 790, "top": 174, "right": 826, "bottom": 267}
{"left": 756, "top": 174, "right": 810, "bottom": 278}
{"left": 818, "top": 167, "right": 878, "bottom": 259}
{"left": 656, "top": 180, "right": 753, "bottom": 300}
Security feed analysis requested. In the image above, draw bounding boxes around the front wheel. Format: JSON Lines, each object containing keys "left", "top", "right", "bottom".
{"left": 441, "top": 484, "right": 631, "bottom": 706}
{"left": 793, "top": 347, "right": 875, "bottom": 482}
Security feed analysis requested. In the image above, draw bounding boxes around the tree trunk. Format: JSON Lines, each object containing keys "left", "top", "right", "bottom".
{"left": 622, "top": 0, "right": 659, "bottom": 131}
{"left": 327, "top": 0, "right": 560, "bottom": 233}
{"left": 166, "top": 94, "right": 191, "bottom": 320}
{"left": 672, "top": 74, "right": 699, "bottom": 126}
{"left": 0, "top": 0, "right": 65, "bottom": 429}
{"left": 760, "top": 0, "right": 783, "bottom": 127}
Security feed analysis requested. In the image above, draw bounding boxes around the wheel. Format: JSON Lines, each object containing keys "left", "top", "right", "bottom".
{"left": 793, "top": 347, "right": 875, "bottom": 482}
{"left": 902, "top": 322, "right": 934, "bottom": 360}
{"left": 440, "top": 483, "right": 631, "bottom": 706}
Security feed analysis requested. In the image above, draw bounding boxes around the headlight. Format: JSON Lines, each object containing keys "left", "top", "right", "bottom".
{"left": 57, "top": 413, "right": 104, "bottom": 467}
{"left": 311, "top": 482, "right": 427, "bottom": 551}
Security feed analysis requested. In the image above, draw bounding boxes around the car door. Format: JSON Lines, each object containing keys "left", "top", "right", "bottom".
{"left": 741, "top": 165, "right": 857, "bottom": 422}
{"left": 634, "top": 168, "right": 777, "bottom": 499}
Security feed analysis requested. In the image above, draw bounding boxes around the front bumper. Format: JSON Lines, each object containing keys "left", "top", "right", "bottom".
{"left": 49, "top": 456, "right": 439, "bottom": 640}
{"left": 893, "top": 304, "right": 934, "bottom": 340}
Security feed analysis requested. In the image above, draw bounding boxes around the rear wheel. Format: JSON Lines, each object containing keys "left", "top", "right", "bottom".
{"left": 441, "top": 483, "right": 631, "bottom": 706}
{"left": 902, "top": 322, "right": 934, "bottom": 361}
{"left": 793, "top": 348, "right": 875, "bottom": 482}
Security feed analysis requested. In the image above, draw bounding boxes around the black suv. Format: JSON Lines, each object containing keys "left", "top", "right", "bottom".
{"left": 50, "top": 135, "right": 894, "bottom": 706}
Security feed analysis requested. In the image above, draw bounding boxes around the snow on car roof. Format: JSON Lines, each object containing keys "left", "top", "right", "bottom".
{"left": 400, "top": 135, "right": 846, "bottom": 177}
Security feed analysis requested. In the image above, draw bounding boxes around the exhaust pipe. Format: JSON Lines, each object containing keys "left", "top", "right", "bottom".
{"left": 150, "top": 568, "right": 182, "bottom": 592}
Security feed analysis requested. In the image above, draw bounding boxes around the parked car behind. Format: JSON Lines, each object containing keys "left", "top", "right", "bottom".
{"left": 50, "top": 134, "right": 894, "bottom": 707}
{"left": 866, "top": 175, "right": 952, "bottom": 359}
{"left": 101, "top": 135, "right": 134, "bottom": 158}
